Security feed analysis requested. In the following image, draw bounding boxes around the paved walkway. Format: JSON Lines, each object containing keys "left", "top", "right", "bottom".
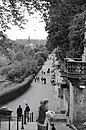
{"left": 1, "top": 56, "right": 72, "bottom": 130}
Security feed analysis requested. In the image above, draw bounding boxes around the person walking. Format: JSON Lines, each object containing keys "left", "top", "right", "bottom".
{"left": 41, "top": 70, "right": 44, "bottom": 75}
{"left": 41, "top": 77, "right": 44, "bottom": 84}
{"left": 25, "top": 103, "right": 30, "bottom": 122}
{"left": 35, "top": 76, "right": 37, "bottom": 82}
{"left": 37, "top": 77, "right": 40, "bottom": 82}
{"left": 17, "top": 105, "right": 22, "bottom": 119}
{"left": 44, "top": 78, "right": 46, "bottom": 85}
{"left": 36, "top": 99, "right": 49, "bottom": 130}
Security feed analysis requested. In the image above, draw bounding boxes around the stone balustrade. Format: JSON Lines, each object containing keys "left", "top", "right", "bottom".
{"left": 65, "top": 59, "right": 86, "bottom": 79}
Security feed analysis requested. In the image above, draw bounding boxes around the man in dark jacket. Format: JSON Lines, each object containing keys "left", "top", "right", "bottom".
{"left": 17, "top": 105, "right": 22, "bottom": 119}
{"left": 25, "top": 103, "right": 30, "bottom": 122}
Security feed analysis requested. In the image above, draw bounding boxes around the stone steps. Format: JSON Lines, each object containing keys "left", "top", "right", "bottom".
{"left": 1, "top": 121, "right": 37, "bottom": 130}
{"left": 50, "top": 114, "right": 68, "bottom": 124}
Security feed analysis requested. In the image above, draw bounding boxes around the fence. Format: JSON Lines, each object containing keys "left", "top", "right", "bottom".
{"left": 0, "top": 112, "right": 33, "bottom": 130}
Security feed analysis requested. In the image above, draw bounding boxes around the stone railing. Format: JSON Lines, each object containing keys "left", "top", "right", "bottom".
{"left": 65, "top": 59, "right": 86, "bottom": 79}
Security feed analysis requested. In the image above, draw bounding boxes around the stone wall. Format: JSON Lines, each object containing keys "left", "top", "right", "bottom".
{"left": 73, "top": 86, "right": 86, "bottom": 124}
{"left": 0, "top": 75, "right": 34, "bottom": 107}
{"left": 0, "top": 65, "right": 42, "bottom": 107}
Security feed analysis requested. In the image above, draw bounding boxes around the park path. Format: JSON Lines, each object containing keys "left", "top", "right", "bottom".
{"left": 1, "top": 56, "right": 72, "bottom": 130}
{"left": 3, "top": 58, "right": 60, "bottom": 119}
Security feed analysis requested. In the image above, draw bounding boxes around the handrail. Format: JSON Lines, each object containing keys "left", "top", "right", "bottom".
{"left": 0, "top": 112, "right": 34, "bottom": 130}
{"left": 66, "top": 60, "right": 86, "bottom": 63}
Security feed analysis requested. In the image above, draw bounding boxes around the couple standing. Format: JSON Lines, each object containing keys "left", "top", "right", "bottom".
{"left": 36, "top": 99, "right": 55, "bottom": 130}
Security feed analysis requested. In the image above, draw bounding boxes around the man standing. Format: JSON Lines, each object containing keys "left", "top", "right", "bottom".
{"left": 17, "top": 105, "right": 22, "bottom": 119}
{"left": 25, "top": 103, "right": 30, "bottom": 122}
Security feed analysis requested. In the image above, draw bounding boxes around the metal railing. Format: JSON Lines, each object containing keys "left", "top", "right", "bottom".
{"left": 0, "top": 112, "right": 33, "bottom": 130}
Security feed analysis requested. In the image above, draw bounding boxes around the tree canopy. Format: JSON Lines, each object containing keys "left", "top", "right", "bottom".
{"left": 1, "top": 0, "right": 86, "bottom": 58}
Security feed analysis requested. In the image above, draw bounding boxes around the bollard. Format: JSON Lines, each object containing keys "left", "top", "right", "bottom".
{"left": 30, "top": 113, "right": 32, "bottom": 122}
{"left": 28, "top": 113, "right": 29, "bottom": 122}
{"left": 24, "top": 111, "right": 26, "bottom": 124}
{"left": 21, "top": 115, "right": 24, "bottom": 129}
{"left": 9, "top": 116, "right": 10, "bottom": 130}
{"left": 17, "top": 117, "right": 19, "bottom": 130}
{"left": 0, "top": 116, "right": 1, "bottom": 129}
{"left": 27, "top": 112, "right": 29, "bottom": 122}
{"left": 32, "top": 112, "right": 33, "bottom": 122}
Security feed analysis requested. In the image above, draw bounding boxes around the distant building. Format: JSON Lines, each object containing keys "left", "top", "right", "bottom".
{"left": 14, "top": 39, "right": 46, "bottom": 48}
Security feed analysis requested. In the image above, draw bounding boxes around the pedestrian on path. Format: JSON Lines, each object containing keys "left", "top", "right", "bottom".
{"left": 17, "top": 105, "right": 22, "bottom": 119}
{"left": 35, "top": 76, "right": 37, "bottom": 82}
{"left": 44, "top": 71, "right": 45, "bottom": 75}
{"left": 41, "top": 77, "right": 44, "bottom": 84}
{"left": 41, "top": 70, "right": 44, "bottom": 75}
{"left": 44, "top": 78, "right": 46, "bottom": 85}
{"left": 37, "top": 77, "right": 40, "bottom": 82}
{"left": 47, "top": 68, "right": 50, "bottom": 73}
{"left": 25, "top": 103, "right": 30, "bottom": 122}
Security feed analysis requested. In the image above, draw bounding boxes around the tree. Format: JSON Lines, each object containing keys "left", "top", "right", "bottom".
{"left": 12, "top": 51, "right": 26, "bottom": 61}
{"left": 0, "top": 0, "right": 50, "bottom": 34}
{"left": 1, "top": 0, "right": 86, "bottom": 59}
{"left": 44, "top": 0, "right": 86, "bottom": 58}
{"left": 24, "top": 46, "right": 35, "bottom": 58}
{"left": 37, "top": 57, "right": 45, "bottom": 66}
{"left": 68, "top": 10, "right": 86, "bottom": 58}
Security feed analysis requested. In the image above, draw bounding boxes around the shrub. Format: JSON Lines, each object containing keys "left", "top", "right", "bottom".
{"left": 29, "top": 60, "right": 38, "bottom": 74}
{"left": 37, "top": 57, "right": 45, "bottom": 66}
{"left": 34, "top": 51, "right": 48, "bottom": 61}
{"left": 1, "top": 64, "right": 13, "bottom": 75}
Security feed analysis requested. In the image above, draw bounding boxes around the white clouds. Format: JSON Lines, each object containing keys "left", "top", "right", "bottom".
{"left": 7, "top": 13, "right": 48, "bottom": 40}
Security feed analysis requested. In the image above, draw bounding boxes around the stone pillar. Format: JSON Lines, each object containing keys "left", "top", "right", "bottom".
{"left": 82, "top": 45, "right": 86, "bottom": 61}
{"left": 69, "top": 82, "right": 74, "bottom": 123}
{"left": 82, "top": 21, "right": 86, "bottom": 61}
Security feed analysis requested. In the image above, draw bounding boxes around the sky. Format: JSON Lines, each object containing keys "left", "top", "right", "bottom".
{"left": 7, "top": 12, "right": 48, "bottom": 40}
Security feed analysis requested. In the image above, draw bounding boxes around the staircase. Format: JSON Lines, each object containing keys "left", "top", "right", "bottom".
{"left": 50, "top": 113, "right": 68, "bottom": 123}
{"left": 1, "top": 121, "right": 37, "bottom": 130}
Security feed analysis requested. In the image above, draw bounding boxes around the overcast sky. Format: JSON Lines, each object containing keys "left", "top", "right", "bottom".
{"left": 7, "top": 12, "right": 48, "bottom": 40}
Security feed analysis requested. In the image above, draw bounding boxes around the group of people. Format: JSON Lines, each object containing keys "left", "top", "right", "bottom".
{"left": 36, "top": 98, "right": 56, "bottom": 130}
{"left": 41, "top": 77, "right": 47, "bottom": 85}
{"left": 17, "top": 103, "right": 30, "bottom": 120}
{"left": 35, "top": 76, "right": 40, "bottom": 82}
{"left": 34, "top": 67, "right": 51, "bottom": 85}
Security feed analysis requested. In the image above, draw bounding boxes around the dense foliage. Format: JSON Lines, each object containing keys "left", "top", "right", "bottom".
{"left": 0, "top": 38, "right": 48, "bottom": 83}
{"left": 44, "top": 0, "right": 86, "bottom": 58}
{"left": 1, "top": 0, "right": 86, "bottom": 58}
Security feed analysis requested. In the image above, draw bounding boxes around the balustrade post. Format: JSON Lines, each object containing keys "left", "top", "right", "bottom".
{"left": 24, "top": 111, "right": 26, "bottom": 124}
{"left": 8, "top": 116, "right": 11, "bottom": 130}
{"left": 30, "top": 113, "right": 32, "bottom": 122}
{"left": 21, "top": 115, "right": 24, "bottom": 129}
{"left": 0, "top": 116, "right": 1, "bottom": 130}
{"left": 17, "top": 117, "right": 19, "bottom": 130}
{"left": 32, "top": 112, "right": 33, "bottom": 122}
